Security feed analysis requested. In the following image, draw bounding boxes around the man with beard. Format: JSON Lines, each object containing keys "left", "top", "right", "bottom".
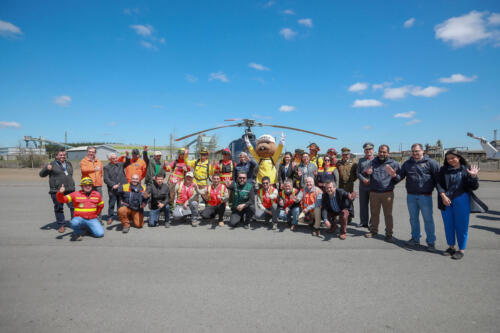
{"left": 321, "top": 181, "right": 357, "bottom": 240}
{"left": 278, "top": 180, "right": 300, "bottom": 231}
{"left": 228, "top": 172, "right": 255, "bottom": 229}
{"left": 117, "top": 174, "right": 149, "bottom": 233}
{"left": 56, "top": 177, "right": 104, "bottom": 241}
{"left": 364, "top": 145, "right": 400, "bottom": 242}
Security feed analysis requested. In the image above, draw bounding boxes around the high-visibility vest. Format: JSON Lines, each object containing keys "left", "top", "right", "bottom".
{"left": 280, "top": 188, "right": 298, "bottom": 209}
{"left": 57, "top": 190, "right": 104, "bottom": 219}
{"left": 206, "top": 183, "right": 226, "bottom": 206}
{"left": 258, "top": 187, "right": 277, "bottom": 209}
{"left": 169, "top": 159, "right": 189, "bottom": 183}
{"left": 192, "top": 159, "right": 211, "bottom": 185}
{"left": 300, "top": 187, "right": 321, "bottom": 210}
{"left": 176, "top": 181, "right": 195, "bottom": 204}
{"left": 217, "top": 160, "right": 234, "bottom": 182}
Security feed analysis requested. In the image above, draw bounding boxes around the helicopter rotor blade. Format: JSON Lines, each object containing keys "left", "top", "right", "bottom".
{"left": 224, "top": 118, "right": 243, "bottom": 122}
{"left": 175, "top": 124, "right": 241, "bottom": 141}
{"left": 263, "top": 124, "right": 337, "bottom": 140}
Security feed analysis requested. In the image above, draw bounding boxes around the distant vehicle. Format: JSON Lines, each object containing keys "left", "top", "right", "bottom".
{"left": 467, "top": 132, "right": 500, "bottom": 159}
{"left": 176, "top": 118, "right": 337, "bottom": 161}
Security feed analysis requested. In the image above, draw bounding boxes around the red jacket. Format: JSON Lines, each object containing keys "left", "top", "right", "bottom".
{"left": 57, "top": 190, "right": 104, "bottom": 219}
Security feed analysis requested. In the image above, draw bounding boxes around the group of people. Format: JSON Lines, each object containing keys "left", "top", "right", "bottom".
{"left": 40, "top": 139, "right": 484, "bottom": 260}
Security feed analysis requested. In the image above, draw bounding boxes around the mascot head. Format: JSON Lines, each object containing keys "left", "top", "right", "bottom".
{"left": 255, "top": 134, "right": 277, "bottom": 158}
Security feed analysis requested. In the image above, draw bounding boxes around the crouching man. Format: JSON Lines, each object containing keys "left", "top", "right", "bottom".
{"left": 279, "top": 180, "right": 300, "bottom": 231}
{"left": 255, "top": 176, "right": 279, "bottom": 230}
{"left": 297, "top": 176, "right": 323, "bottom": 236}
{"left": 197, "top": 174, "right": 229, "bottom": 227}
{"left": 321, "top": 181, "right": 357, "bottom": 240}
{"left": 173, "top": 172, "right": 200, "bottom": 226}
{"left": 56, "top": 177, "right": 104, "bottom": 241}
{"left": 117, "top": 174, "right": 149, "bottom": 233}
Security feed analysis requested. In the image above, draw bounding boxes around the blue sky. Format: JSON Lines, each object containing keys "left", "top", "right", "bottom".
{"left": 1, "top": 0, "right": 499, "bottom": 153}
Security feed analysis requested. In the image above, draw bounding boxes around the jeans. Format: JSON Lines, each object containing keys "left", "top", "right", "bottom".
{"left": 407, "top": 194, "right": 436, "bottom": 245}
{"left": 173, "top": 201, "right": 199, "bottom": 221}
{"left": 149, "top": 206, "right": 170, "bottom": 226}
{"left": 50, "top": 193, "right": 74, "bottom": 226}
{"left": 279, "top": 206, "right": 300, "bottom": 225}
{"left": 70, "top": 216, "right": 104, "bottom": 237}
{"left": 441, "top": 192, "right": 471, "bottom": 250}
{"left": 107, "top": 189, "right": 121, "bottom": 218}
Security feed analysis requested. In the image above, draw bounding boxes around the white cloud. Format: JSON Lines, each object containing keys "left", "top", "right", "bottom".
{"left": 209, "top": 72, "right": 230, "bottom": 83}
{"left": 435, "top": 11, "right": 500, "bottom": 48}
{"left": 280, "top": 28, "right": 297, "bottom": 40}
{"left": 404, "top": 18, "right": 415, "bottom": 28}
{"left": 279, "top": 105, "right": 296, "bottom": 112}
{"left": 383, "top": 86, "right": 412, "bottom": 100}
{"left": 249, "top": 62, "right": 270, "bottom": 71}
{"left": 263, "top": 1, "right": 275, "bottom": 8}
{"left": 0, "top": 121, "right": 21, "bottom": 128}
{"left": 406, "top": 119, "right": 422, "bottom": 126}
{"left": 348, "top": 82, "right": 368, "bottom": 92}
{"left": 352, "top": 99, "right": 383, "bottom": 108}
{"left": 372, "top": 83, "right": 387, "bottom": 90}
{"left": 0, "top": 20, "right": 23, "bottom": 37}
{"left": 185, "top": 74, "right": 198, "bottom": 83}
{"left": 394, "top": 111, "right": 416, "bottom": 118}
{"left": 54, "top": 95, "right": 71, "bottom": 107}
{"left": 284, "top": 9, "right": 295, "bottom": 15}
{"left": 411, "top": 86, "right": 446, "bottom": 97}
{"left": 439, "top": 73, "right": 477, "bottom": 83}
{"left": 123, "top": 8, "right": 139, "bottom": 15}
{"left": 140, "top": 40, "right": 157, "bottom": 50}
{"left": 130, "top": 24, "right": 154, "bottom": 37}
{"left": 298, "top": 18, "right": 313, "bottom": 28}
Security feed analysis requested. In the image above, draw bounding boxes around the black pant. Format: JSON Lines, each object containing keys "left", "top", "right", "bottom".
{"left": 50, "top": 192, "right": 74, "bottom": 226}
{"left": 229, "top": 207, "right": 254, "bottom": 227}
{"left": 107, "top": 188, "right": 121, "bottom": 218}
{"left": 201, "top": 204, "right": 226, "bottom": 222}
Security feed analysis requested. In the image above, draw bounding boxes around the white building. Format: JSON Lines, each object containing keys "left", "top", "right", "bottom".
{"left": 0, "top": 147, "right": 47, "bottom": 160}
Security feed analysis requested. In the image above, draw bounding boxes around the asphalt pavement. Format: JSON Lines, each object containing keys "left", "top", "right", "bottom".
{"left": 0, "top": 180, "right": 499, "bottom": 333}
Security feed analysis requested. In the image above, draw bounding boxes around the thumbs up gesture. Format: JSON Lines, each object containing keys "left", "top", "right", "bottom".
{"left": 47, "top": 163, "right": 53, "bottom": 171}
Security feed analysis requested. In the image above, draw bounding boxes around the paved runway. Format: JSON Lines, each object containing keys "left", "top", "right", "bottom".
{"left": 0, "top": 180, "right": 499, "bottom": 333}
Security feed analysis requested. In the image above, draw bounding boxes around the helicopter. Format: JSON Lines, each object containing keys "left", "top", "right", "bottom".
{"left": 175, "top": 118, "right": 337, "bottom": 161}
{"left": 467, "top": 132, "right": 500, "bottom": 159}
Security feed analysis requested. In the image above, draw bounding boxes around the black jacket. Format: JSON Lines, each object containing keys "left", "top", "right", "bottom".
{"left": 39, "top": 160, "right": 75, "bottom": 194}
{"left": 278, "top": 163, "right": 296, "bottom": 184}
{"left": 436, "top": 165, "right": 479, "bottom": 210}
{"left": 147, "top": 181, "right": 169, "bottom": 210}
{"left": 369, "top": 157, "right": 400, "bottom": 192}
{"left": 321, "top": 188, "right": 354, "bottom": 219}
{"left": 117, "top": 183, "right": 149, "bottom": 211}
{"left": 398, "top": 156, "right": 439, "bottom": 194}
{"left": 233, "top": 160, "right": 258, "bottom": 182}
{"left": 103, "top": 161, "right": 129, "bottom": 190}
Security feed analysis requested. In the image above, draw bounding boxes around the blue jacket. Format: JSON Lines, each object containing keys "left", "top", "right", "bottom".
{"left": 369, "top": 157, "right": 400, "bottom": 192}
{"left": 398, "top": 156, "right": 439, "bottom": 194}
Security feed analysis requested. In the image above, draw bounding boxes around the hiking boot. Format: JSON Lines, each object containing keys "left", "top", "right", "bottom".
{"left": 443, "top": 247, "right": 456, "bottom": 256}
{"left": 339, "top": 233, "right": 347, "bottom": 240}
{"left": 452, "top": 251, "right": 464, "bottom": 260}
{"left": 385, "top": 235, "right": 393, "bottom": 243}
{"left": 218, "top": 221, "right": 225, "bottom": 227}
{"left": 122, "top": 227, "right": 130, "bottom": 233}
{"left": 406, "top": 238, "right": 420, "bottom": 247}
{"left": 364, "top": 232, "right": 377, "bottom": 238}
{"left": 58, "top": 225, "right": 65, "bottom": 233}
{"left": 70, "top": 233, "right": 83, "bottom": 241}
{"left": 426, "top": 244, "right": 437, "bottom": 253}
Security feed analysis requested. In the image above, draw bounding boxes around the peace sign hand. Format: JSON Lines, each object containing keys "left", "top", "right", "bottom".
{"left": 467, "top": 164, "right": 480, "bottom": 178}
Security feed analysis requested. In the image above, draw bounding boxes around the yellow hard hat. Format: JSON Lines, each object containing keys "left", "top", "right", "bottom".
{"left": 80, "top": 177, "right": 94, "bottom": 186}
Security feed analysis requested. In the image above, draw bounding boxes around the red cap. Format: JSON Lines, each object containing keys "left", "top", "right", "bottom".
{"left": 222, "top": 148, "right": 231, "bottom": 154}
{"left": 327, "top": 148, "right": 337, "bottom": 153}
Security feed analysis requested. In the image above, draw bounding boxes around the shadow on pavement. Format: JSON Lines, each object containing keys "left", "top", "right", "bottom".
{"left": 471, "top": 225, "right": 500, "bottom": 235}
{"left": 40, "top": 221, "right": 62, "bottom": 231}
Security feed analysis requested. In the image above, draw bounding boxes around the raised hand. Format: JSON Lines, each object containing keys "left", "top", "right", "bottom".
{"left": 144, "top": 145, "right": 148, "bottom": 151}
{"left": 47, "top": 163, "right": 52, "bottom": 171}
{"left": 59, "top": 184, "right": 65, "bottom": 193}
{"left": 467, "top": 164, "right": 480, "bottom": 178}
{"left": 348, "top": 191, "right": 358, "bottom": 201}
{"left": 125, "top": 150, "right": 129, "bottom": 156}
{"left": 279, "top": 132, "right": 286, "bottom": 145}
{"left": 385, "top": 164, "right": 396, "bottom": 177}
{"left": 244, "top": 135, "right": 251, "bottom": 147}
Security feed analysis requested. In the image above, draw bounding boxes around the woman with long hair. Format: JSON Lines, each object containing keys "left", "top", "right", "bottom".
{"left": 437, "top": 149, "right": 480, "bottom": 260}
{"left": 278, "top": 152, "right": 295, "bottom": 190}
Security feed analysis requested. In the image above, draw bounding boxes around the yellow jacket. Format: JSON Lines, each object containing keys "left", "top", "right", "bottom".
{"left": 247, "top": 144, "right": 283, "bottom": 184}
{"left": 188, "top": 158, "right": 213, "bottom": 186}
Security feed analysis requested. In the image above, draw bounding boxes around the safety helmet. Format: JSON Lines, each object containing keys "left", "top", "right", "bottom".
{"left": 80, "top": 177, "right": 94, "bottom": 186}
{"left": 200, "top": 147, "right": 209, "bottom": 154}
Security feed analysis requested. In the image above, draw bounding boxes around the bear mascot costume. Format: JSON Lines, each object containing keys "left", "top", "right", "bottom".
{"left": 245, "top": 133, "right": 285, "bottom": 185}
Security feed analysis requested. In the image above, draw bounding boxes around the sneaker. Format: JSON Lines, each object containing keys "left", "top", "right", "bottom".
{"left": 312, "top": 228, "right": 320, "bottom": 237}
{"left": 290, "top": 225, "right": 296, "bottom": 231}
{"left": 426, "top": 244, "right": 437, "bottom": 253}
{"left": 58, "top": 225, "right": 65, "bottom": 233}
{"left": 339, "top": 234, "right": 347, "bottom": 240}
{"left": 406, "top": 238, "right": 420, "bottom": 247}
{"left": 452, "top": 251, "right": 464, "bottom": 260}
{"left": 165, "top": 222, "right": 171, "bottom": 228}
{"left": 191, "top": 220, "right": 199, "bottom": 227}
{"left": 243, "top": 223, "right": 250, "bottom": 229}
{"left": 385, "top": 235, "right": 393, "bottom": 243}
{"left": 443, "top": 247, "right": 456, "bottom": 256}
{"left": 70, "top": 233, "right": 83, "bottom": 241}
{"left": 358, "top": 223, "right": 368, "bottom": 228}
{"left": 272, "top": 223, "right": 277, "bottom": 230}
{"left": 107, "top": 218, "right": 113, "bottom": 225}
{"left": 122, "top": 227, "right": 130, "bottom": 234}
{"left": 218, "top": 221, "right": 225, "bottom": 227}
{"left": 364, "top": 232, "right": 377, "bottom": 238}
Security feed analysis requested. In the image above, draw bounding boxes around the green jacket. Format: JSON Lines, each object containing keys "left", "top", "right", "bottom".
{"left": 230, "top": 182, "right": 255, "bottom": 211}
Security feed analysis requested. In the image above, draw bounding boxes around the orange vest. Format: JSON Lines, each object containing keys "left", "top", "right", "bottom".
{"left": 57, "top": 190, "right": 104, "bottom": 219}
{"left": 258, "top": 187, "right": 277, "bottom": 209}
{"left": 280, "top": 188, "right": 298, "bottom": 209}
{"left": 206, "top": 183, "right": 226, "bottom": 206}
{"left": 300, "top": 187, "right": 321, "bottom": 210}
{"left": 176, "top": 181, "right": 195, "bottom": 204}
